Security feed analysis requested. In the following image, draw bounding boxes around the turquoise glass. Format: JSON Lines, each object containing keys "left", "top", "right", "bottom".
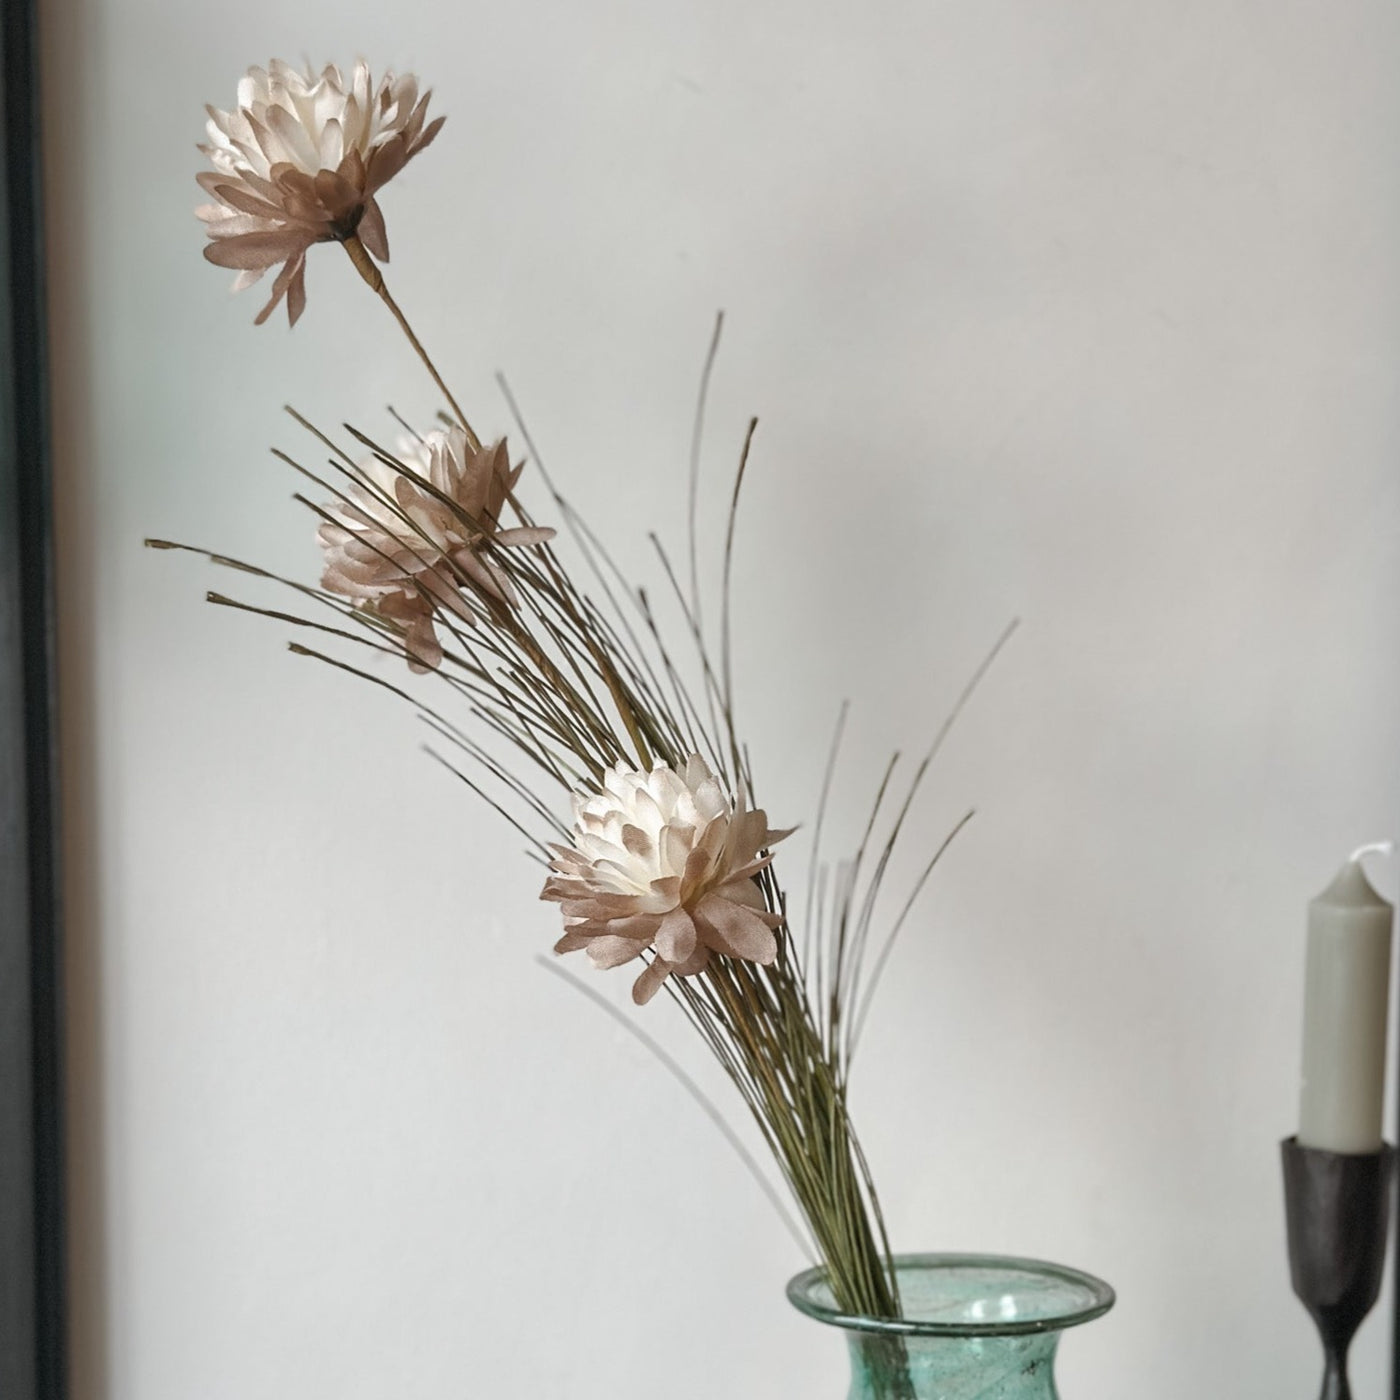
{"left": 787, "top": 1253, "right": 1115, "bottom": 1399}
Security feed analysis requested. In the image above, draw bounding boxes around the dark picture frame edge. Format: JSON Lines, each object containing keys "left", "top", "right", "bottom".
{"left": 0, "top": 0, "right": 65, "bottom": 1396}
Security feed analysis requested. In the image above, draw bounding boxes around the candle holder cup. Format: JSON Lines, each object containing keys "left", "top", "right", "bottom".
{"left": 1280, "top": 1136, "right": 1396, "bottom": 1400}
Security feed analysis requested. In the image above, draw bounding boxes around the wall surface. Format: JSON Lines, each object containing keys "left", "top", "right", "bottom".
{"left": 42, "top": 1, "right": 1400, "bottom": 1396}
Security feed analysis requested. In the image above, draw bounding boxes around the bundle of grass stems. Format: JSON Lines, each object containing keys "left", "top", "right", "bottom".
{"left": 171, "top": 66, "right": 1013, "bottom": 1376}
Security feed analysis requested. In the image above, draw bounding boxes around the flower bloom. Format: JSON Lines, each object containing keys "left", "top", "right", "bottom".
{"left": 318, "top": 426, "right": 554, "bottom": 670}
{"left": 542, "top": 758, "right": 790, "bottom": 1004}
{"left": 197, "top": 60, "right": 443, "bottom": 325}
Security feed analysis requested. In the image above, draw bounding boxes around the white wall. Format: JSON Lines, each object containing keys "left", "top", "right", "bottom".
{"left": 43, "top": 0, "right": 1400, "bottom": 1396}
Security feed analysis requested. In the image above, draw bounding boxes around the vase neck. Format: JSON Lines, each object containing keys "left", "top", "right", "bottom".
{"left": 846, "top": 1330, "right": 1062, "bottom": 1400}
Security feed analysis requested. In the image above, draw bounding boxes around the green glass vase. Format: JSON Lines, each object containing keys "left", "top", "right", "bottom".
{"left": 787, "top": 1253, "right": 1115, "bottom": 1399}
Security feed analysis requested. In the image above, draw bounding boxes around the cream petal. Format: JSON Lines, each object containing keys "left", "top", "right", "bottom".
{"left": 648, "top": 764, "right": 685, "bottom": 808}
{"left": 681, "top": 754, "right": 713, "bottom": 790}
{"left": 628, "top": 786, "right": 665, "bottom": 831}
{"left": 493, "top": 526, "right": 554, "bottom": 548}
{"left": 230, "top": 266, "right": 267, "bottom": 292}
{"left": 320, "top": 116, "right": 344, "bottom": 171}
{"left": 636, "top": 885, "right": 681, "bottom": 916}
{"left": 692, "top": 776, "right": 728, "bottom": 822}
{"left": 246, "top": 112, "right": 287, "bottom": 168}
{"left": 202, "top": 212, "right": 270, "bottom": 238}
{"left": 661, "top": 824, "right": 692, "bottom": 875}
{"left": 601, "top": 764, "right": 633, "bottom": 802}
{"left": 591, "top": 857, "right": 646, "bottom": 889}
{"left": 205, "top": 182, "right": 285, "bottom": 219}
{"left": 681, "top": 845, "right": 712, "bottom": 893}
{"left": 351, "top": 62, "right": 372, "bottom": 123}
{"left": 265, "top": 101, "right": 322, "bottom": 172}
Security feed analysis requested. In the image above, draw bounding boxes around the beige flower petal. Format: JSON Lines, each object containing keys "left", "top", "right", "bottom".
{"left": 653, "top": 906, "right": 697, "bottom": 964}
{"left": 694, "top": 891, "right": 778, "bottom": 964}
{"left": 585, "top": 934, "right": 651, "bottom": 970}
{"left": 714, "top": 875, "right": 766, "bottom": 911}
{"left": 357, "top": 197, "right": 389, "bottom": 261}
{"left": 599, "top": 913, "right": 662, "bottom": 942}
{"left": 631, "top": 959, "right": 673, "bottom": 1006}
{"left": 253, "top": 257, "right": 299, "bottom": 326}
{"left": 203, "top": 230, "right": 309, "bottom": 270}
{"left": 206, "top": 181, "right": 286, "bottom": 219}
{"left": 285, "top": 254, "right": 308, "bottom": 326}
{"left": 673, "top": 945, "right": 712, "bottom": 977}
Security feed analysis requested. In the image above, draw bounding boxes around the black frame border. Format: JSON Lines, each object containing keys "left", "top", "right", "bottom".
{"left": 1, "top": 0, "right": 65, "bottom": 1394}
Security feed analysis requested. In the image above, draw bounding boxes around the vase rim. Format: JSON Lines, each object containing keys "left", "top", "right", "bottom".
{"left": 786, "top": 1252, "right": 1116, "bottom": 1338}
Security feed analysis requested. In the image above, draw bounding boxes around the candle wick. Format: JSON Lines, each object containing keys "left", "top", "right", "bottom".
{"left": 1349, "top": 840, "right": 1397, "bottom": 864}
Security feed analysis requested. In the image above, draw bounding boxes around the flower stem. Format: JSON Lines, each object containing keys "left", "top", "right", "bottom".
{"left": 341, "top": 234, "right": 482, "bottom": 451}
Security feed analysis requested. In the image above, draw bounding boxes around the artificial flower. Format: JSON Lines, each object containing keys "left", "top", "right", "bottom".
{"left": 197, "top": 60, "right": 443, "bottom": 325}
{"left": 543, "top": 757, "right": 789, "bottom": 1004}
{"left": 318, "top": 426, "right": 553, "bottom": 670}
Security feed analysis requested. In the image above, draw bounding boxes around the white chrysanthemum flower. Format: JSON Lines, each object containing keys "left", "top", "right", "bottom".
{"left": 542, "top": 757, "right": 790, "bottom": 1005}
{"left": 197, "top": 60, "right": 444, "bottom": 325}
{"left": 318, "top": 426, "right": 554, "bottom": 671}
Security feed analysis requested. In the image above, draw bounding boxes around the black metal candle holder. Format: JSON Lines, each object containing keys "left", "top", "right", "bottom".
{"left": 1281, "top": 1137, "right": 1396, "bottom": 1400}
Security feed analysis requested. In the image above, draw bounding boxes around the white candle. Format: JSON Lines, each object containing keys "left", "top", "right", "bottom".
{"left": 1298, "top": 844, "right": 1395, "bottom": 1154}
